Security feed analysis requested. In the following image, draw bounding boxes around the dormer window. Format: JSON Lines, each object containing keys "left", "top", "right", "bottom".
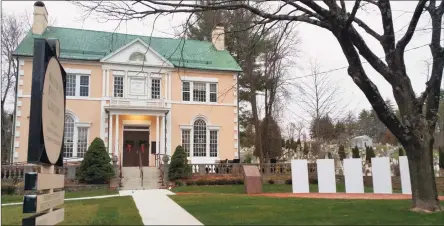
{"left": 129, "top": 52, "right": 145, "bottom": 61}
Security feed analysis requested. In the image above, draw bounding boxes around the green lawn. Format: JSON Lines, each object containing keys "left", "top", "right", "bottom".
{"left": 1, "top": 196, "right": 143, "bottom": 225}
{"left": 171, "top": 194, "right": 444, "bottom": 225}
{"left": 172, "top": 184, "right": 380, "bottom": 194}
{"left": 1, "top": 188, "right": 118, "bottom": 204}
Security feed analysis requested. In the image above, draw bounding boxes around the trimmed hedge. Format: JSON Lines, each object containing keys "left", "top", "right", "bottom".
{"left": 177, "top": 175, "right": 244, "bottom": 186}
{"left": 1, "top": 184, "right": 16, "bottom": 195}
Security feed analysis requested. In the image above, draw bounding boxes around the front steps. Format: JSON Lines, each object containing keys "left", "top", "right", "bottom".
{"left": 121, "top": 167, "right": 160, "bottom": 190}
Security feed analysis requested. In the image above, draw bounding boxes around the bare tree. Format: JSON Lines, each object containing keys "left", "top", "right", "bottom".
{"left": 76, "top": 0, "right": 444, "bottom": 212}
{"left": 1, "top": 12, "right": 26, "bottom": 164}
{"left": 295, "top": 61, "right": 345, "bottom": 143}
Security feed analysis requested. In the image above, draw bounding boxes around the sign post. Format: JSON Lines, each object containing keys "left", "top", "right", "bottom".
{"left": 22, "top": 38, "right": 66, "bottom": 226}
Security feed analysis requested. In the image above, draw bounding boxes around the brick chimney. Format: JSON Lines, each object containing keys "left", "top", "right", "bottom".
{"left": 211, "top": 25, "right": 225, "bottom": 51}
{"left": 32, "top": 1, "right": 48, "bottom": 35}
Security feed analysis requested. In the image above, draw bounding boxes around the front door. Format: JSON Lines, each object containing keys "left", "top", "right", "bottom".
{"left": 123, "top": 129, "right": 150, "bottom": 167}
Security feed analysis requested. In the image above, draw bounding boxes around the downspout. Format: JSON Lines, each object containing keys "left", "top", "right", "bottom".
{"left": 164, "top": 110, "right": 170, "bottom": 155}
{"left": 9, "top": 56, "right": 20, "bottom": 164}
{"left": 237, "top": 72, "right": 241, "bottom": 161}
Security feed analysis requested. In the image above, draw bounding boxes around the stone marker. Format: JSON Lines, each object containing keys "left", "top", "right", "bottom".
{"left": 243, "top": 165, "right": 262, "bottom": 194}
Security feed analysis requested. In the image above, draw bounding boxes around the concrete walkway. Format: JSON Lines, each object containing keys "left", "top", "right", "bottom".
{"left": 120, "top": 189, "right": 203, "bottom": 225}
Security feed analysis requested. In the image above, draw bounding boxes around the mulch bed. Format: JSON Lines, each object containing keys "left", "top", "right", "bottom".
{"left": 175, "top": 192, "right": 444, "bottom": 200}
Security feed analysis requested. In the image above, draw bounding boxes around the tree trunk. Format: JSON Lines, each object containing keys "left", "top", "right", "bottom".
{"left": 405, "top": 135, "right": 442, "bottom": 212}
{"left": 250, "top": 91, "right": 263, "bottom": 163}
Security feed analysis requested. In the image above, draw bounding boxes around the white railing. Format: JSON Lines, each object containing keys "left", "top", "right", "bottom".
{"left": 110, "top": 98, "right": 168, "bottom": 109}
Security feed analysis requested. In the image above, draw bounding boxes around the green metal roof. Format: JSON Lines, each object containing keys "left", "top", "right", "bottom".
{"left": 14, "top": 26, "right": 242, "bottom": 72}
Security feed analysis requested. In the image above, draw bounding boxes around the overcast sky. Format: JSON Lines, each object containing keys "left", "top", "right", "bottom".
{"left": 3, "top": 1, "right": 443, "bottom": 134}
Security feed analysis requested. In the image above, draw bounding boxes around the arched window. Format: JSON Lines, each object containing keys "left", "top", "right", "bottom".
{"left": 64, "top": 114, "right": 75, "bottom": 158}
{"left": 193, "top": 119, "right": 206, "bottom": 157}
{"left": 63, "top": 112, "right": 90, "bottom": 159}
{"left": 129, "top": 52, "right": 145, "bottom": 61}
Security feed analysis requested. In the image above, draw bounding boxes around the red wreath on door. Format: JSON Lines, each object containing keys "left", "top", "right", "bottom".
{"left": 140, "top": 144, "right": 145, "bottom": 153}
{"left": 126, "top": 144, "right": 132, "bottom": 152}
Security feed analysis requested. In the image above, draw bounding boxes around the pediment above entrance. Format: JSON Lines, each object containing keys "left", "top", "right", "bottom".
{"left": 101, "top": 38, "right": 174, "bottom": 68}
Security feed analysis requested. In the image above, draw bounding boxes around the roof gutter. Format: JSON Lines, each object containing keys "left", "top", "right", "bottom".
{"left": 10, "top": 56, "right": 20, "bottom": 164}
{"left": 236, "top": 72, "right": 241, "bottom": 162}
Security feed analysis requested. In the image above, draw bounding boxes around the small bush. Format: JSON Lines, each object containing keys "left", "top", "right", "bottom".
{"left": 168, "top": 145, "right": 191, "bottom": 181}
{"left": 77, "top": 137, "right": 114, "bottom": 184}
{"left": 268, "top": 179, "right": 275, "bottom": 184}
{"left": 1, "top": 184, "right": 16, "bottom": 195}
{"left": 338, "top": 144, "right": 346, "bottom": 161}
{"left": 352, "top": 146, "right": 360, "bottom": 158}
{"left": 285, "top": 179, "right": 292, "bottom": 185}
{"left": 309, "top": 178, "right": 318, "bottom": 184}
{"left": 175, "top": 180, "right": 185, "bottom": 187}
{"left": 365, "top": 146, "right": 375, "bottom": 162}
{"left": 398, "top": 147, "right": 406, "bottom": 156}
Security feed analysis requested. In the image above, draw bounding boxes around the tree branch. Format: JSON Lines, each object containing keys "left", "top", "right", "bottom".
{"left": 377, "top": 0, "right": 396, "bottom": 55}
{"left": 347, "top": 27, "right": 392, "bottom": 83}
{"left": 396, "top": 0, "right": 428, "bottom": 53}
{"left": 344, "top": 0, "right": 361, "bottom": 30}
{"left": 353, "top": 17, "right": 382, "bottom": 41}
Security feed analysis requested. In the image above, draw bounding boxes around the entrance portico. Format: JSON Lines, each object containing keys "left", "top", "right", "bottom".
{"left": 106, "top": 107, "right": 169, "bottom": 167}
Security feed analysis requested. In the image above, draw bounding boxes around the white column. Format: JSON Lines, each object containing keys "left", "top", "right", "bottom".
{"left": 164, "top": 75, "right": 168, "bottom": 100}
{"left": 106, "top": 70, "right": 110, "bottom": 97}
{"left": 168, "top": 73, "right": 172, "bottom": 101}
{"left": 161, "top": 116, "right": 165, "bottom": 154}
{"left": 108, "top": 115, "right": 113, "bottom": 154}
{"left": 124, "top": 70, "right": 128, "bottom": 98}
{"left": 156, "top": 116, "right": 160, "bottom": 154}
{"left": 114, "top": 114, "right": 119, "bottom": 157}
{"left": 102, "top": 69, "right": 106, "bottom": 97}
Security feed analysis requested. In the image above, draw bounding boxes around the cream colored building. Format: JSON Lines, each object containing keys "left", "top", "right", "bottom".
{"left": 12, "top": 2, "right": 241, "bottom": 167}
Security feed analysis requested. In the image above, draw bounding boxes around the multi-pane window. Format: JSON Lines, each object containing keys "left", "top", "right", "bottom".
{"left": 210, "top": 130, "right": 218, "bottom": 157}
{"left": 64, "top": 115, "right": 75, "bottom": 157}
{"left": 182, "top": 130, "right": 191, "bottom": 157}
{"left": 182, "top": 82, "right": 190, "bottom": 101}
{"left": 66, "top": 74, "right": 90, "bottom": 97}
{"left": 193, "top": 82, "right": 206, "bottom": 102}
{"left": 113, "top": 76, "right": 124, "bottom": 97}
{"left": 193, "top": 119, "right": 207, "bottom": 157}
{"left": 77, "top": 127, "right": 88, "bottom": 157}
{"left": 79, "top": 76, "right": 89, "bottom": 96}
{"left": 184, "top": 118, "right": 219, "bottom": 157}
{"left": 63, "top": 113, "right": 90, "bottom": 159}
{"left": 151, "top": 79, "right": 161, "bottom": 99}
{"left": 66, "top": 74, "right": 76, "bottom": 96}
{"left": 183, "top": 82, "right": 218, "bottom": 102}
{"left": 210, "top": 83, "right": 217, "bottom": 102}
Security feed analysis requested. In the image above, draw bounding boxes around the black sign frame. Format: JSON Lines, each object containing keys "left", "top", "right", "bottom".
{"left": 27, "top": 38, "right": 66, "bottom": 166}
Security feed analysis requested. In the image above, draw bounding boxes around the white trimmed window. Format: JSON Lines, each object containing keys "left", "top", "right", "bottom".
{"left": 64, "top": 115, "right": 75, "bottom": 157}
{"left": 210, "top": 130, "right": 218, "bottom": 157}
{"left": 63, "top": 113, "right": 90, "bottom": 159}
{"left": 181, "top": 118, "right": 219, "bottom": 158}
{"left": 181, "top": 129, "right": 191, "bottom": 157}
{"left": 66, "top": 74, "right": 76, "bottom": 96}
{"left": 66, "top": 73, "right": 90, "bottom": 97}
{"left": 113, "top": 76, "right": 124, "bottom": 97}
{"left": 182, "top": 82, "right": 190, "bottom": 101}
{"left": 151, "top": 78, "right": 161, "bottom": 99}
{"left": 210, "top": 83, "right": 217, "bottom": 103}
{"left": 193, "top": 119, "right": 207, "bottom": 156}
{"left": 182, "top": 81, "right": 218, "bottom": 103}
{"left": 77, "top": 127, "right": 88, "bottom": 158}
